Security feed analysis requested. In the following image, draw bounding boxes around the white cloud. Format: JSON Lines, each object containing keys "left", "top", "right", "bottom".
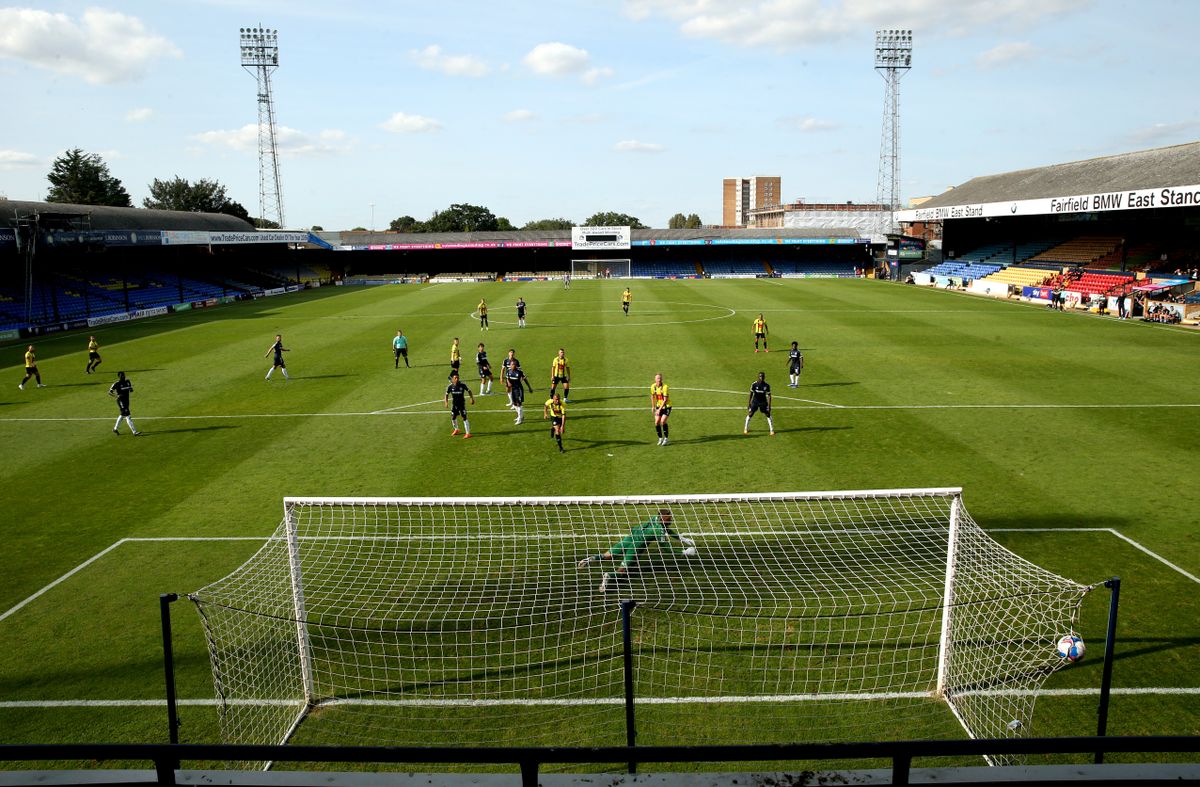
{"left": 614, "top": 140, "right": 665, "bottom": 153}
{"left": 125, "top": 107, "right": 153, "bottom": 123}
{"left": 0, "top": 150, "right": 39, "bottom": 169}
{"left": 778, "top": 116, "right": 839, "bottom": 132}
{"left": 379, "top": 112, "right": 443, "bottom": 133}
{"left": 1122, "top": 120, "right": 1200, "bottom": 147}
{"left": 621, "top": 0, "right": 1091, "bottom": 49}
{"left": 582, "top": 66, "right": 615, "bottom": 85}
{"left": 409, "top": 44, "right": 489, "bottom": 77}
{"left": 0, "top": 8, "right": 181, "bottom": 84}
{"left": 975, "top": 41, "right": 1037, "bottom": 69}
{"left": 194, "top": 124, "right": 353, "bottom": 157}
{"left": 523, "top": 42, "right": 591, "bottom": 76}
{"left": 503, "top": 109, "right": 537, "bottom": 123}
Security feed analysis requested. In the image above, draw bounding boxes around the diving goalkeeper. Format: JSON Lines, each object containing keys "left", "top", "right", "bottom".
{"left": 577, "top": 509, "right": 696, "bottom": 592}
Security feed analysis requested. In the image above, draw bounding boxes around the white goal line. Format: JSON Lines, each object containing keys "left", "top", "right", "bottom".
{"left": 2, "top": 686, "right": 1197, "bottom": 710}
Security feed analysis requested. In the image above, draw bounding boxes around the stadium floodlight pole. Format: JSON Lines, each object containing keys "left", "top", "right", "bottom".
{"left": 239, "top": 26, "right": 286, "bottom": 229}
{"left": 874, "top": 29, "right": 912, "bottom": 243}
{"left": 1094, "top": 577, "right": 1121, "bottom": 764}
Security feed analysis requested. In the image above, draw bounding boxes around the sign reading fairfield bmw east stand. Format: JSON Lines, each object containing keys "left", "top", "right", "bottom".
{"left": 896, "top": 183, "right": 1200, "bottom": 222}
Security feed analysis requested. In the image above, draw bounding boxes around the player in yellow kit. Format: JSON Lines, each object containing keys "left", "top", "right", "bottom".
{"left": 550, "top": 348, "right": 571, "bottom": 402}
{"left": 85, "top": 335, "right": 103, "bottom": 374}
{"left": 544, "top": 393, "right": 566, "bottom": 453}
{"left": 753, "top": 313, "right": 769, "bottom": 353}
{"left": 622, "top": 287, "right": 632, "bottom": 316}
{"left": 650, "top": 372, "right": 672, "bottom": 445}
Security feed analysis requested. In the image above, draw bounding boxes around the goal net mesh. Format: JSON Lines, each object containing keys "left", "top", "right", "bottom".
{"left": 189, "top": 490, "right": 1090, "bottom": 763}
{"left": 570, "top": 259, "right": 630, "bottom": 278}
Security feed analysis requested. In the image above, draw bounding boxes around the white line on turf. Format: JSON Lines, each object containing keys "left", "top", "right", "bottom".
{"left": 2, "top": 686, "right": 1197, "bottom": 709}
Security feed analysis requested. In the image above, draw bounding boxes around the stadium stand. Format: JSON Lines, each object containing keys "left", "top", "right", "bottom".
{"left": 770, "top": 261, "right": 857, "bottom": 276}
{"left": 630, "top": 261, "right": 701, "bottom": 278}
{"left": 1027, "top": 236, "right": 1123, "bottom": 266}
{"left": 702, "top": 260, "right": 770, "bottom": 277}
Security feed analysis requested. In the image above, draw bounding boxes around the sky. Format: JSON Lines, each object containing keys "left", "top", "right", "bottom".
{"left": 1, "top": 0, "right": 1197, "bottom": 230}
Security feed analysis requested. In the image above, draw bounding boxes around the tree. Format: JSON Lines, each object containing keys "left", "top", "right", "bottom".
{"left": 685, "top": 213, "right": 703, "bottom": 228}
{"left": 350, "top": 226, "right": 368, "bottom": 231}
{"left": 667, "top": 213, "right": 687, "bottom": 229}
{"left": 522, "top": 218, "right": 574, "bottom": 230}
{"left": 144, "top": 176, "right": 232, "bottom": 213}
{"left": 310, "top": 225, "right": 324, "bottom": 232}
{"left": 495, "top": 217, "right": 516, "bottom": 231}
{"left": 583, "top": 211, "right": 646, "bottom": 229}
{"left": 222, "top": 200, "right": 252, "bottom": 224}
{"left": 425, "top": 203, "right": 499, "bottom": 232}
{"left": 389, "top": 215, "right": 424, "bottom": 233}
{"left": 254, "top": 217, "right": 281, "bottom": 229}
{"left": 45, "top": 148, "right": 131, "bottom": 207}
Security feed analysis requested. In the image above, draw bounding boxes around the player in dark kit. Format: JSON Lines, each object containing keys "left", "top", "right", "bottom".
{"left": 744, "top": 372, "right": 775, "bottom": 436}
{"left": 544, "top": 392, "right": 566, "bottom": 452}
{"left": 264, "top": 334, "right": 289, "bottom": 381}
{"left": 444, "top": 372, "right": 476, "bottom": 439}
{"left": 515, "top": 297, "right": 527, "bottom": 328}
{"left": 502, "top": 348, "right": 520, "bottom": 407}
{"left": 505, "top": 360, "right": 534, "bottom": 425}
{"left": 787, "top": 341, "right": 804, "bottom": 388}
{"left": 109, "top": 371, "right": 141, "bottom": 435}
{"left": 476, "top": 343, "right": 494, "bottom": 395}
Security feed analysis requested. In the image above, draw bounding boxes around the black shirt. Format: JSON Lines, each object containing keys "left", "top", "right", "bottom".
{"left": 750, "top": 380, "right": 771, "bottom": 404}
{"left": 446, "top": 381, "right": 472, "bottom": 407}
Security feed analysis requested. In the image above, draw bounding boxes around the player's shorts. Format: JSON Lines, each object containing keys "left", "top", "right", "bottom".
{"left": 478, "top": 364, "right": 491, "bottom": 378}
{"left": 394, "top": 347, "right": 408, "bottom": 358}
{"left": 552, "top": 375, "right": 569, "bottom": 385}
{"left": 517, "top": 308, "right": 526, "bottom": 317}
{"left": 117, "top": 401, "right": 131, "bottom": 417}
{"left": 511, "top": 387, "right": 526, "bottom": 405}
{"left": 273, "top": 357, "right": 286, "bottom": 368}
{"left": 755, "top": 332, "right": 766, "bottom": 339}
{"left": 549, "top": 416, "right": 563, "bottom": 427}
{"left": 88, "top": 352, "right": 101, "bottom": 361}
{"left": 451, "top": 404, "right": 468, "bottom": 418}
{"left": 789, "top": 363, "right": 802, "bottom": 374}
{"left": 655, "top": 406, "right": 672, "bottom": 418}
{"left": 451, "top": 359, "right": 460, "bottom": 370}
{"left": 748, "top": 401, "right": 770, "bottom": 416}
{"left": 24, "top": 366, "right": 36, "bottom": 375}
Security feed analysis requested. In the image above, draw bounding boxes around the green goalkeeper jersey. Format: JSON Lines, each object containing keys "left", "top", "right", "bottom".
{"left": 610, "top": 517, "right": 673, "bottom": 567}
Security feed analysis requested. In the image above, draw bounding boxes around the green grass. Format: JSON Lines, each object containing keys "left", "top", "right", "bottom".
{"left": 0, "top": 278, "right": 1197, "bottom": 770}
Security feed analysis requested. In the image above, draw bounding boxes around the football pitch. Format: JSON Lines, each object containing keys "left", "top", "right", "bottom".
{"left": 0, "top": 277, "right": 1197, "bottom": 767}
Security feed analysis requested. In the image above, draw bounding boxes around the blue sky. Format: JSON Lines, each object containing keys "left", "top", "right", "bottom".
{"left": 1, "top": 0, "right": 1197, "bottom": 230}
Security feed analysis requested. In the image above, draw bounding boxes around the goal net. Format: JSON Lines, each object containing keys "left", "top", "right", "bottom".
{"left": 570, "top": 258, "right": 630, "bottom": 279}
{"left": 189, "top": 490, "right": 1092, "bottom": 765}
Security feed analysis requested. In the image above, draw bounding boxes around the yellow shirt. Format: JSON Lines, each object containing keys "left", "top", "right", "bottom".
{"left": 478, "top": 301, "right": 488, "bottom": 315}
{"left": 551, "top": 355, "right": 569, "bottom": 377}
{"left": 545, "top": 398, "right": 565, "bottom": 418}
{"left": 622, "top": 290, "right": 632, "bottom": 303}
{"left": 451, "top": 343, "right": 461, "bottom": 362}
{"left": 24, "top": 350, "right": 35, "bottom": 368}
{"left": 88, "top": 339, "right": 98, "bottom": 353}
{"left": 754, "top": 318, "right": 766, "bottom": 334}
{"left": 651, "top": 383, "right": 670, "bottom": 408}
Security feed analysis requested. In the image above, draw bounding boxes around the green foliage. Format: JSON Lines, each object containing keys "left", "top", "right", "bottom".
{"left": 668, "top": 213, "right": 704, "bottom": 229}
{"left": 583, "top": 211, "right": 646, "bottom": 228}
{"left": 425, "top": 203, "right": 499, "bottom": 232}
{"left": 310, "top": 225, "right": 324, "bottom": 232}
{"left": 685, "top": 213, "right": 703, "bottom": 228}
{"left": 389, "top": 215, "right": 424, "bottom": 232}
{"left": 44, "top": 149, "right": 131, "bottom": 207}
{"left": 254, "top": 217, "right": 282, "bottom": 229}
{"left": 495, "top": 217, "right": 516, "bottom": 231}
{"left": 522, "top": 218, "right": 574, "bottom": 230}
{"left": 142, "top": 176, "right": 252, "bottom": 226}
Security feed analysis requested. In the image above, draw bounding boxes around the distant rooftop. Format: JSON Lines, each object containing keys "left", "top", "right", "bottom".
{"left": 1, "top": 199, "right": 254, "bottom": 232}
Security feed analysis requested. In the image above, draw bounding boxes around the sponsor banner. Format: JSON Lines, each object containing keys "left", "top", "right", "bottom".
{"left": 0, "top": 328, "right": 20, "bottom": 341}
{"left": 161, "top": 230, "right": 311, "bottom": 245}
{"left": 286, "top": 284, "right": 303, "bottom": 293}
{"left": 174, "top": 302, "right": 192, "bottom": 312}
{"left": 898, "top": 182, "right": 1200, "bottom": 222}
{"left": 130, "top": 305, "right": 169, "bottom": 319}
{"left": 263, "top": 287, "right": 286, "bottom": 297}
{"left": 0, "top": 229, "right": 16, "bottom": 249}
{"left": 88, "top": 312, "right": 132, "bottom": 327}
{"left": 709, "top": 237, "right": 865, "bottom": 246}
{"left": 572, "top": 225, "right": 631, "bottom": 250}
{"left": 362, "top": 240, "right": 569, "bottom": 251}
{"left": 42, "top": 230, "right": 164, "bottom": 247}
{"left": 1023, "top": 286, "right": 1053, "bottom": 300}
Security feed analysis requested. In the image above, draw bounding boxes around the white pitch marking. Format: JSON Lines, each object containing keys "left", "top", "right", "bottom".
{"left": 3, "top": 686, "right": 1197, "bottom": 710}
{"left": 990, "top": 528, "right": 1200, "bottom": 586}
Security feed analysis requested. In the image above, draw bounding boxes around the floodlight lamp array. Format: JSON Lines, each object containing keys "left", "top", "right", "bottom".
{"left": 874, "top": 28, "right": 913, "bottom": 69}
{"left": 239, "top": 27, "right": 279, "bottom": 67}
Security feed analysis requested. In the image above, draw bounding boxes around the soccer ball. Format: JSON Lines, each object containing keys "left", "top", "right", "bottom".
{"left": 682, "top": 546, "right": 698, "bottom": 557}
{"left": 1056, "top": 634, "right": 1085, "bottom": 662}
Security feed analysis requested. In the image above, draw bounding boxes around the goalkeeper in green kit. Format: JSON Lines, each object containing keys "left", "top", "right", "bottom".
{"left": 577, "top": 509, "right": 697, "bottom": 592}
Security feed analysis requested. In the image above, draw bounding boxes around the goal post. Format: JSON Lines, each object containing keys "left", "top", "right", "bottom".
{"left": 571, "top": 258, "right": 630, "bottom": 279}
{"left": 189, "top": 489, "right": 1093, "bottom": 764}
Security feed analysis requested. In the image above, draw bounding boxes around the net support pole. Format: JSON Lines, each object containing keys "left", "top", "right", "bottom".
{"left": 284, "top": 501, "right": 316, "bottom": 706}
{"left": 620, "top": 598, "right": 638, "bottom": 774}
{"left": 1094, "top": 576, "right": 1121, "bottom": 764}
{"left": 159, "top": 593, "right": 181, "bottom": 748}
{"left": 935, "top": 492, "right": 962, "bottom": 697}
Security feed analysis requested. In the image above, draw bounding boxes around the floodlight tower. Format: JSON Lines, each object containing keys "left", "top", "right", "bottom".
{"left": 239, "top": 26, "right": 285, "bottom": 228}
{"left": 874, "top": 29, "right": 912, "bottom": 238}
